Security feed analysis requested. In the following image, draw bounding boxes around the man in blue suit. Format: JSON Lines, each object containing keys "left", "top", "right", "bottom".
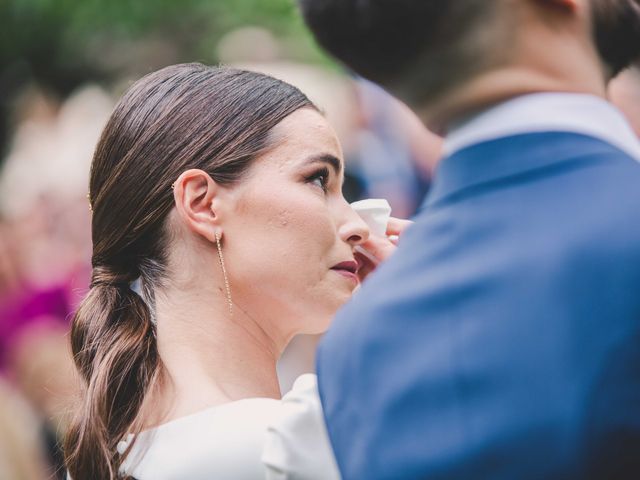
{"left": 298, "top": 0, "right": 640, "bottom": 478}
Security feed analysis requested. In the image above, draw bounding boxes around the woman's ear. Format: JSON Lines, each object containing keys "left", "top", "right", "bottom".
{"left": 172, "top": 169, "right": 224, "bottom": 243}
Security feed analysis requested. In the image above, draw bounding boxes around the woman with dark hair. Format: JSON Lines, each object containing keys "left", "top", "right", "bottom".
{"left": 64, "top": 63, "right": 406, "bottom": 479}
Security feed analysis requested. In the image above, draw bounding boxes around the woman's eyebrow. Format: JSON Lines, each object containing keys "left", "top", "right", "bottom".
{"left": 304, "top": 153, "right": 342, "bottom": 175}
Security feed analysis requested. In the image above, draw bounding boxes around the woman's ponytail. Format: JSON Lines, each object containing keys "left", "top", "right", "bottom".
{"left": 64, "top": 266, "right": 158, "bottom": 479}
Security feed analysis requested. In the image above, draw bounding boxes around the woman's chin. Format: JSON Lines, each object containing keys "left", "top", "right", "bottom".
{"left": 336, "top": 284, "right": 357, "bottom": 303}
{"left": 294, "top": 286, "right": 358, "bottom": 335}
{"left": 327, "top": 289, "right": 356, "bottom": 317}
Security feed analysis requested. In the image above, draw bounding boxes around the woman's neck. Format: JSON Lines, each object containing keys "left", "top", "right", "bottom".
{"left": 142, "top": 285, "right": 286, "bottom": 427}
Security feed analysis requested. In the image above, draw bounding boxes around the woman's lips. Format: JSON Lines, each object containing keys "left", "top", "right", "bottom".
{"left": 331, "top": 260, "right": 359, "bottom": 283}
{"left": 332, "top": 260, "right": 358, "bottom": 273}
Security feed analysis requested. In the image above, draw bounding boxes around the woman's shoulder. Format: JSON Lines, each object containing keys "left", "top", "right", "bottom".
{"left": 121, "top": 396, "right": 283, "bottom": 480}
{"left": 121, "top": 374, "right": 340, "bottom": 480}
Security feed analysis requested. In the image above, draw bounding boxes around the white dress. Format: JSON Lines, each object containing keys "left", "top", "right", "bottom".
{"left": 118, "top": 374, "right": 341, "bottom": 480}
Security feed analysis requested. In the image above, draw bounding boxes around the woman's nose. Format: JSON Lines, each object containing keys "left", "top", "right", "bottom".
{"left": 338, "top": 201, "right": 370, "bottom": 246}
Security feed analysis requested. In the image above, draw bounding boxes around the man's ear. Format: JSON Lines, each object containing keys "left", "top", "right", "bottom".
{"left": 172, "top": 169, "right": 224, "bottom": 243}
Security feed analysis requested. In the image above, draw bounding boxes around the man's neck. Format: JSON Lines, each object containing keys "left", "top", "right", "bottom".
{"left": 421, "top": 65, "right": 607, "bottom": 136}
{"left": 416, "top": 15, "right": 609, "bottom": 135}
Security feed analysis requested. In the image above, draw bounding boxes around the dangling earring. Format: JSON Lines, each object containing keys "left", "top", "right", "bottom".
{"left": 215, "top": 230, "right": 233, "bottom": 317}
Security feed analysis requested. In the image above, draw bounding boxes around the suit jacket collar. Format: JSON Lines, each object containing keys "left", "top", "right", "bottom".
{"left": 426, "top": 131, "right": 629, "bottom": 208}
{"left": 443, "top": 93, "right": 640, "bottom": 161}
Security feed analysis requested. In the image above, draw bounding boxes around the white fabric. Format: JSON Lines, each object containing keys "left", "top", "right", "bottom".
{"left": 262, "top": 375, "right": 340, "bottom": 479}
{"left": 118, "top": 374, "right": 340, "bottom": 480}
{"left": 444, "top": 92, "right": 640, "bottom": 161}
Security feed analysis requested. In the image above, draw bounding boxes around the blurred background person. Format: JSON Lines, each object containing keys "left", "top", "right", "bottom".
{"left": 345, "top": 78, "right": 441, "bottom": 218}
{"left": 0, "top": 376, "right": 50, "bottom": 480}
{"left": 0, "top": 84, "right": 106, "bottom": 478}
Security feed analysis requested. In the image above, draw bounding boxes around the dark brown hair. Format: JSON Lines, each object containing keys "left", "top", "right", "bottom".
{"left": 591, "top": 0, "right": 640, "bottom": 77}
{"left": 64, "top": 63, "right": 315, "bottom": 479}
{"left": 297, "top": 0, "right": 504, "bottom": 105}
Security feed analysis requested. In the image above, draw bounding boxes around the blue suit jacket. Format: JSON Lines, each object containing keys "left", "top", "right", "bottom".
{"left": 318, "top": 132, "right": 640, "bottom": 479}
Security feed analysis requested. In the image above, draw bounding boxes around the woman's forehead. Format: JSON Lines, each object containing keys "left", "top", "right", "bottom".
{"left": 272, "top": 109, "right": 341, "bottom": 154}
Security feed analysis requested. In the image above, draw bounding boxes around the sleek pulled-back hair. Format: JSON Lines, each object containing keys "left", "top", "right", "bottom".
{"left": 64, "top": 63, "right": 315, "bottom": 480}
{"left": 297, "top": 0, "right": 506, "bottom": 105}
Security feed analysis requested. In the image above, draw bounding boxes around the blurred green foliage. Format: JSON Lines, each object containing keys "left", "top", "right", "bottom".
{"left": 0, "top": 0, "right": 324, "bottom": 93}
{"left": 0, "top": 0, "right": 330, "bottom": 161}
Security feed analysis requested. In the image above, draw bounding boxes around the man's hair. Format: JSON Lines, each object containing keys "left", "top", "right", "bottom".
{"left": 591, "top": 0, "right": 640, "bottom": 77}
{"left": 298, "top": 0, "right": 506, "bottom": 105}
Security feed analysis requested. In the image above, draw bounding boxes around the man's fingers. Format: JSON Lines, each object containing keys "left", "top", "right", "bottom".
{"left": 386, "top": 217, "right": 413, "bottom": 237}
{"left": 359, "top": 236, "right": 396, "bottom": 263}
{"left": 354, "top": 218, "right": 413, "bottom": 282}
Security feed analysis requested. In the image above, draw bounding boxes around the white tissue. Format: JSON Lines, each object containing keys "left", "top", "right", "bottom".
{"left": 351, "top": 199, "right": 392, "bottom": 266}
{"left": 351, "top": 198, "right": 392, "bottom": 237}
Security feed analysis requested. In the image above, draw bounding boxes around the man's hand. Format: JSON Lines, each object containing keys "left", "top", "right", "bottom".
{"left": 356, "top": 217, "right": 413, "bottom": 282}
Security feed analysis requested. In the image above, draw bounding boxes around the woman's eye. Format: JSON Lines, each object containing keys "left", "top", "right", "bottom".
{"left": 312, "top": 175, "right": 326, "bottom": 189}
{"left": 307, "top": 168, "right": 330, "bottom": 192}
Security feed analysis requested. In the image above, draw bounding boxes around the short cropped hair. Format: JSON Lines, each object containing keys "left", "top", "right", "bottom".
{"left": 591, "top": 0, "right": 640, "bottom": 77}
{"left": 298, "top": 0, "right": 506, "bottom": 105}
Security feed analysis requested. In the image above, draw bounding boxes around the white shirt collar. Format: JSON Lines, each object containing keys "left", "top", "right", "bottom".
{"left": 444, "top": 92, "right": 640, "bottom": 160}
